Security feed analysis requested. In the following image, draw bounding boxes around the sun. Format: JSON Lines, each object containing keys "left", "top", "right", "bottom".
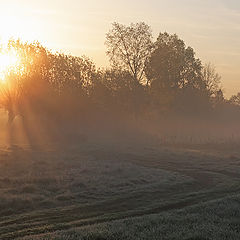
{"left": 0, "top": 52, "right": 20, "bottom": 82}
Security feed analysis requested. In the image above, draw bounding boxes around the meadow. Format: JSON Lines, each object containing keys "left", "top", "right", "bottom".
{"left": 0, "top": 133, "right": 240, "bottom": 239}
{"left": 0, "top": 22, "right": 240, "bottom": 240}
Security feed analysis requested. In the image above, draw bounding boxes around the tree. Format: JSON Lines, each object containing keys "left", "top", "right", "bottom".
{"left": 145, "top": 32, "right": 209, "bottom": 113}
{"left": 105, "top": 22, "right": 153, "bottom": 83}
{"left": 212, "top": 89, "right": 225, "bottom": 108}
{"left": 229, "top": 92, "right": 240, "bottom": 106}
{"left": 0, "top": 40, "right": 49, "bottom": 123}
{"left": 146, "top": 32, "right": 203, "bottom": 91}
{"left": 0, "top": 40, "right": 97, "bottom": 124}
{"left": 99, "top": 69, "right": 146, "bottom": 114}
{"left": 202, "top": 63, "right": 221, "bottom": 97}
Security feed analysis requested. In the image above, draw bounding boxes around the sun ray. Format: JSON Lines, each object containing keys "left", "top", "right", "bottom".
{"left": 0, "top": 51, "right": 20, "bottom": 82}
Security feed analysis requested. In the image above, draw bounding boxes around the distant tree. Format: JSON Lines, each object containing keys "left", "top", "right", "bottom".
{"left": 105, "top": 22, "right": 153, "bottom": 84}
{"left": 202, "top": 63, "right": 221, "bottom": 97}
{"left": 212, "top": 89, "right": 225, "bottom": 108}
{"left": 229, "top": 92, "right": 240, "bottom": 106}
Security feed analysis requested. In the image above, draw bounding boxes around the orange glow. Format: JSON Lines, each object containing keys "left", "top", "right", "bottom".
{"left": 0, "top": 51, "right": 20, "bottom": 82}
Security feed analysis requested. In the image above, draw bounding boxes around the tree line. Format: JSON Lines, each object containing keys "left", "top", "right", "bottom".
{"left": 0, "top": 22, "right": 239, "bottom": 134}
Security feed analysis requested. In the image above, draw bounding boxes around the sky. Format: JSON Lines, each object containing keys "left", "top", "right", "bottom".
{"left": 0, "top": 0, "right": 239, "bottom": 97}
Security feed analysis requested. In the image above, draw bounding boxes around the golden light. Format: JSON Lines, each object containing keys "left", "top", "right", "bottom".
{"left": 0, "top": 51, "right": 20, "bottom": 82}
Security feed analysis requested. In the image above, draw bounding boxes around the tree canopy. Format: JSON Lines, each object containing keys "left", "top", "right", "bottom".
{"left": 0, "top": 22, "right": 237, "bottom": 130}
{"left": 106, "top": 22, "right": 153, "bottom": 84}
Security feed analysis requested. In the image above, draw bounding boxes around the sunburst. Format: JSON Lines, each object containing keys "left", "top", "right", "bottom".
{"left": 0, "top": 51, "right": 20, "bottom": 82}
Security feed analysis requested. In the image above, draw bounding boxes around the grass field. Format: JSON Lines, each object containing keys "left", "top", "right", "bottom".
{"left": 0, "top": 137, "right": 240, "bottom": 239}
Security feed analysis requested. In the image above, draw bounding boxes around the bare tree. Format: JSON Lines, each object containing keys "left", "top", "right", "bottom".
{"left": 105, "top": 22, "right": 153, "bottom": 84}
{"left": 202, "top": 63, "right": 221, "bottom": 96}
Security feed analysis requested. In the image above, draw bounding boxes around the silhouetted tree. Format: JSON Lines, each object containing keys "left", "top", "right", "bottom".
{"left": 229, "top": 92, "right": 240, "bottom": 106}
{"left": 97, "top": 69, "right": 148, "bottom": 117}
{"left": 0, "top": 40, "right": 50, "bottom": 123}
{"left": 47, "top": 53, "right": 96, "bottom": 95}
{"left": 105, "top": 22, "right": 153, "bottom": 84}
{"left": 212, "top": 89, "right": 225, "bottom": 109}
{"left": 0, "top": 40, "right": 98, "bottom": 124}
{"left": 99, "top": 69, "right": 136, "bottom": 112}
{"left": 145, "top": 32, "right": 213, "bottom": 112}
{"left": 146, "top": 32, "right": 203, "bottom": 91}
{"left": 202, "top": 63, "right": 221, "bottom": 97}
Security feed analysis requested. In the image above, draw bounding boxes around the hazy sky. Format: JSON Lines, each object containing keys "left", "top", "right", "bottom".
{"left": 0, "top": 0, "right": 239, "bottom": 97}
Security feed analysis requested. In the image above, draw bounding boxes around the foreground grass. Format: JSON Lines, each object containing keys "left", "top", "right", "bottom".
{"left": 22, "top": 193, "right": 240, "bottom": 240}
{"left": 0, "top": 141, "right": 240, "bottom": 239}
